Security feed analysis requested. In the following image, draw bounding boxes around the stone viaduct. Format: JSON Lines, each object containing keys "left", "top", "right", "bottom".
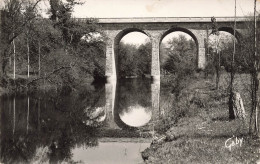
{"left": 87, "top": 17, "right": 250, "bottom": 82}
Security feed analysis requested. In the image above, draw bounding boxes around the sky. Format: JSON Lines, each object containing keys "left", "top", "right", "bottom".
{"left": 1, "top": 0, "right": 259, "bottom": 45}
{"left": 71, "top": 0, "right": 259, "bottom": 45}
{"left": 31, "top": 0, "right": 260, "bottom": 18}
{"left": 72, "top": 0, "right": 259, "bottom": 18}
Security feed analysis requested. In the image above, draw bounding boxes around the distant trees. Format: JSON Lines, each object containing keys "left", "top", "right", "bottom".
{"left": 118, "top": 42, "right": 151, "bottom": 78}
{"left": 118, "top": 34, "right": 197, "bottom": 81}
{"left": 160, "top": 34, "right": 197, "bottom": 98}
{"left": 0, "top": 0, "right": 42, "bottom": 86}
{"left": 161, "top": 34, "right": 197, "bottom": 75}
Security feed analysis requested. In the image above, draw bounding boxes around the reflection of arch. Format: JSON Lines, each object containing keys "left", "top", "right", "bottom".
{"left": 113, "top": 82, "right": 137, "bottom": 130}
{"left": 105, "top": 81, "right": 136, "bottom": 130}
{"left": 218, "top": 27, "right": 242, "bottom": 43}
{"left": 113, "top": 28, "right": 151, "bottom": 78}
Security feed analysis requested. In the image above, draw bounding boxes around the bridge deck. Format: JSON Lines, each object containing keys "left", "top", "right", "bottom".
{"left": 75, "top": 17, "right": 253, "bottom": 23}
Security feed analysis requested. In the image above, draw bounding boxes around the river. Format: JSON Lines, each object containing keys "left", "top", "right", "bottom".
{"left": 0, "top": 78, "right": 169, "bottom": 163}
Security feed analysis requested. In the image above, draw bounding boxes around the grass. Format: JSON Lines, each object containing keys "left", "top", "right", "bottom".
{"left": 143, "top": 72, "right": 260, "bottom": 164}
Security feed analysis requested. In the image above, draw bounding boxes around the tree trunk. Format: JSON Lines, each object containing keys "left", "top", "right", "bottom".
{"left": 249, "top": 0, "right": 260, "bottom": 137}
{"left": 249, "top": 74, "right": 257, "bottom": 134}
{"left": 13, "top": 96, "right": 16, "bottom": 135}
{"left": 256, "top": 72, "right": 260, "bottom": 138}
{"left": 13, "top": 35, "right": 16, "bottom": 79}
{"left": 229, "top": 0, "right": 237, "bottom": 120}
{"left": 27, "top": 32, "right": 30, "bottom": 78}
{"left": 215, "top": 51, "right": 220, "bottom": 90}
{"left": 38, "top": 41, "right": 41, "bottom": 77}
{"left": 26, "top": 96, "right": 30, "bottom": 134}
{"left": 0, "top": 53, "right": 4, "bottom": 84}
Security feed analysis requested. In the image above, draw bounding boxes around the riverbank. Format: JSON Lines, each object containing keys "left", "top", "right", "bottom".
{"left": 142, "top": 73, "right": 260, "bottom": 163}
{"left": 0, "top": 74, "right": 97, "bottom": 96}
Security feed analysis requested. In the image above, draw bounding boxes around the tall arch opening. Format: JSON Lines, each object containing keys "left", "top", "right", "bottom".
{"left": 160, "top": 28, "right": 198, "bottom": 77}
{"left": 113, "top": 29, "right": 153, "bottom": 128}
{"left": 159, "top": 28, "right": 199, "bottom": 126}
{"left": 114, "top": 30, "right": 152, "bottom": 79}
{"left": 218, "top": 27, "right": 242, "bottom": 42}
{"left": 207, "top": 30, "right": 241, "bottom": 73}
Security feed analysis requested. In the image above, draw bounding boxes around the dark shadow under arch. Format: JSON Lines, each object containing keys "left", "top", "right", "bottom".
{"left": 160, "top": 27, "right": 199, "bottom": 47}
{"left": 218, "top": 27, "right": 242, "bottom": 43}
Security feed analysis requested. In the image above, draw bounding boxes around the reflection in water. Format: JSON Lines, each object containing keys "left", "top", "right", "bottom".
{"left": 27, "top": 96, "right": 29, "bottom": 134}
{"left": 113, "top": 79, "right": 154, "bottom": 128}
{"left": 13, "top": 96, "right": 15, "bottom": 135}
{"left": 0, "top": 79, "right": 160, "bottom": 163}
{"left": 0, "top": 87, "right": 104, "bottom": 163}
{"left": 72, "top": 142, "right": 150, "bottom": 164}
{"left": 105, "top": 81, "right": 117, "bottom": 129}
{"left": 119, "top": 105, "right": 152, "bottom": 127}
{"left": 83, "top": 107, "right": 106, "bottom": 126}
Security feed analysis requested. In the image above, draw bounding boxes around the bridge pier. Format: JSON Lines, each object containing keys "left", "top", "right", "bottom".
{"left": 190, "top": 29, "right": 207, "bottom": 70}
{"left": 198, "top": 47, "right": 206, "bottom": 70}
{"left": 150, "top": 31, "right": 162, "bottom": 82}
{"left": 105, "top": 38, "right": 117, "bottom": 83}
{"left": 151, "top": 80, "right": 162, "bottom": 122}
{"left": 105, "top": 81, "right": 119, "bottom": 128}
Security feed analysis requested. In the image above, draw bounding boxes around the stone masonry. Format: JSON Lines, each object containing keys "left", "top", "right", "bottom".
{"left": 75, "top": 17, "right": 252, "bottom": 82}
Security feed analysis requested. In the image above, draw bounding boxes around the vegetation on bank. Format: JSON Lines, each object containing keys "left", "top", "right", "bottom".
{"left": 0, "top": 0, "right": 106, "bottom": 93}
{"left": 143, "top": 73, "right": 260, "bottom": 163}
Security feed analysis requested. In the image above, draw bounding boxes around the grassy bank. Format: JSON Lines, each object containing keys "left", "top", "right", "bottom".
{"left": 143, "top": 73, "right": 260, "bottom": 163}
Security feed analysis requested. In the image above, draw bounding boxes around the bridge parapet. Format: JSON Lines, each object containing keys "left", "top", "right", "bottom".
{"left": 74, "top": 17, "right": 253, "bottom": 24}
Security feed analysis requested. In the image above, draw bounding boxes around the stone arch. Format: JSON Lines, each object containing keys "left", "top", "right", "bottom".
{"left": 160, "top": 27, "right": 199, "bottom": 46}
{"left": 114, "top": 28, "right": 150, "bottom": 44}
{"left": 113, "top": 28, "right": 151, "bottom": 79}
{"left": 218, "top": 27, "right": 242, "bottom": 43}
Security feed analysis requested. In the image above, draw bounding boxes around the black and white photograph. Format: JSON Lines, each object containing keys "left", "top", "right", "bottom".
{"left": 0, "top": 0, "right": 260, "bottom": 163}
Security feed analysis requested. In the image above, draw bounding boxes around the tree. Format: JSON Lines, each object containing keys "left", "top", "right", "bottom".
{"left": 228, "top": 0, "right": 238, "bottom": 120}
{"left": 118, "top": 43, "right": 138, "bottom": 78}
{"left": 117, "top": 41, "right": 151, "bottom": 78}
{"left": 0, "top": 0, "right": 42, "bottom": 86}
{"left": 230, "top": 11, "right": 260, "bottom": 135}
{"left": 210, "top": 17, "right": 221, "bottom": 90}
{"left": 162, "top": 35, "right": 197, "bottom": 75}
{"left": 248, "top": 0, "right": 260, "bottom": 136}
{"left": 160, "top": 35, "right": 197, "bottom": 98}
{"left": 136, "top": 42, "right": 151, "bottom": 76}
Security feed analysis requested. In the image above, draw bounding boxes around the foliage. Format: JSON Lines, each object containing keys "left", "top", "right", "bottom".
{"left": 0, "top": 0, "right": 106, "bottom": 90}
{"left": 161, "top": 35, "right": 197, "bottom": 75}
{"left": 160, "top": 35, "right": 197, "bottom": 98}
{"left": 0, "top": 0, "right": 39, "bottom": 86}
{"left": 118, "top": 42, "right": 151, "bottom": 78}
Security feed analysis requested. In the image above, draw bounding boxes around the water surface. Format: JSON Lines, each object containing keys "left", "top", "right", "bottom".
{"left": 0, "top": 79, "right": 164, "bottom": 163}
